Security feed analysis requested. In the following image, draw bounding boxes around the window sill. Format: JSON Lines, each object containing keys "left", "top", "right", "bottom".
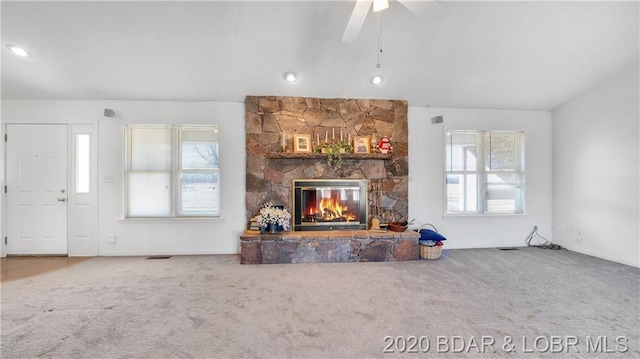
{"left": 118, "top": 216, "right": 225, "bottom": 222}
{"left": 443, "top": 213, "right": 528, "bottom": 218}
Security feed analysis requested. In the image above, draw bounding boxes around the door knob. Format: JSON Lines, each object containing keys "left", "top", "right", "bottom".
{"left": 57, "top": 198, "right": 66, "bottom": 202}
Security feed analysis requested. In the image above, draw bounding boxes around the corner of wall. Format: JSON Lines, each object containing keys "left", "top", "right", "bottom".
{"left": 551, "top": 62, "right": 640, "bottom": 267}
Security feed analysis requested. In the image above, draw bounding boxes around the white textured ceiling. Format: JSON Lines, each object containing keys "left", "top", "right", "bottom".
{"left": 1, "top": 1, "right": 638, "bottom": 110}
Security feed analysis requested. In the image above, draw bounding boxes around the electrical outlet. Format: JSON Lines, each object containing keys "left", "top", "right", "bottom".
{"left": 576, "top": 227, "right": 582, "bottom": 236}
{"left": 107, "top": 234, "right": 116, "bottom": 244}
{"left": 576, "top": 237, "right": 583, "bottom": 245}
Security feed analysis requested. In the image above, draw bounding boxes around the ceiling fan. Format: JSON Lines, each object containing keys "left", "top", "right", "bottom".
{"left": 341, "top": 0, "right": 437, "bottom": 42}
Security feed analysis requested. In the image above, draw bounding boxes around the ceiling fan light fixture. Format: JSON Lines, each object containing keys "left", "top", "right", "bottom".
{"left": 283, "top": 72, "right": 298, "bottom": 83}
{"left": 370, "top": 75, "right": 384, "bottom": 86}
{"left": 373, "top": 0, "right": 389, "bottom": 13}
{"left": 6, "top": 44, "right": 30, "bottom": 57}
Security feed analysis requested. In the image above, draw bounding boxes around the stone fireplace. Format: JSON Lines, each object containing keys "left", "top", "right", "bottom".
{"left": 242, "top": 95, "right": 417, "bottom": 264}
{"left": 245, "top": 96, "right": 409, "bottom": 227}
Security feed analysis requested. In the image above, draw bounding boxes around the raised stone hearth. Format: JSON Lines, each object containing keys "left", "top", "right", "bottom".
{"left": 240, "top": 230, "right": 419, "bottom": 264}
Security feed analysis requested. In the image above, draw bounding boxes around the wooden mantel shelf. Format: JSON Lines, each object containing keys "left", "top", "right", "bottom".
{"left": 265, "top": 152, "right": 392, "bottom": 160}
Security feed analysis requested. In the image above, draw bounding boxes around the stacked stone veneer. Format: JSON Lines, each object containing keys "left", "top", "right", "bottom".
{"left": 240, "top": 230, "right": 419, "bottom": 264}
{"left": 245, "top": 96, "right": 409, "bottom": 223}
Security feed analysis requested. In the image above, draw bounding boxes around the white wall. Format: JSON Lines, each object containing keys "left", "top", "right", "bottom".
{"left": 552, "top": 62, "right": 639, "bottom": 267}
{"left": 408, "top": 107, "right": 553, "bottom": 249}
{"left": 2, "top": 100, "right": 246, "bottom": 256}
{"left": 3, "top": 99, "right": 552, "bottom": 256}
{"left": 0, "top": 116, "right": 4, "bottom": 257}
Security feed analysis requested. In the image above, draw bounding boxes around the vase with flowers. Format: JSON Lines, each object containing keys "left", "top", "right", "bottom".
{"left": 256, "top": 203, "right": 292, "bottom": 233}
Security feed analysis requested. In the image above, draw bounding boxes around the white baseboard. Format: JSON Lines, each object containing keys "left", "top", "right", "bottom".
{"left": 560, "top": 245, "right": 639, "bottom": 268}
{"left": 97, "top": 250, "right": 239, "bottom": 256}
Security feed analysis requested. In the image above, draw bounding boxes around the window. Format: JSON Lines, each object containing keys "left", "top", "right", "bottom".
{"left": 445, "top": 131, "right": 524, "bottom": 215}
{"left": 75, "top": 134, "right": 91, "bottom": 193}
{"left": 125, "top": 125, "right": 220, "bottom": 217}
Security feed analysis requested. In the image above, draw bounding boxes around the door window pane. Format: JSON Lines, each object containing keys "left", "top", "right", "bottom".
{"left": 75, "top": 134, "right": 90, "bottom": 193}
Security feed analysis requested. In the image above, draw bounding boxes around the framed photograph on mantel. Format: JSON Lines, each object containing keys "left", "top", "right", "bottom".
{"left": 353, "top": 136, "right": 370, "bottom": 154}
{"left": 293, "top": 134, "right": 312, "bottom": 153}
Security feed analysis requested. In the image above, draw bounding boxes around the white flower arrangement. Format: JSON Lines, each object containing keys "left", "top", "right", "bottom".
{"left": 256, "top": 203, "right": 291, "bottom": 231}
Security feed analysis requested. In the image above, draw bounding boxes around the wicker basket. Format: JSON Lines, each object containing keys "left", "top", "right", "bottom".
{"left": 416, "top": 223, "right": 443, "bottom": 259}
{"left": 420, "top": 245, "right": 443, "bottom": 259}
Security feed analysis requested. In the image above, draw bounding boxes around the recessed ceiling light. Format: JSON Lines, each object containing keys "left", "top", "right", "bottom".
{"left": 283, "top": 72, "right": 298, "bottom": 83}
{"left": 6, "top": 44, "right": 30, "bottom": 58}
{"left": 370, "top": 75, "right": 384, "bottom": 85}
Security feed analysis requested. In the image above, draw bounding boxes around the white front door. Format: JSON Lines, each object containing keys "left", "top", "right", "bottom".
{"left": 6, "top": 124, "right": 68, "bottom": 255}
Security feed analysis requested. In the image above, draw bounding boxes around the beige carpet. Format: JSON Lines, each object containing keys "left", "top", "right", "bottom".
{"left": 1, "top": 248, "right": 638, "bottom": 358}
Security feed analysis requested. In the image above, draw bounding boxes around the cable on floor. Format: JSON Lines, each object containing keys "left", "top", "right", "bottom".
{"left": 525, "top": 226, "right": 566, "bottom": 250}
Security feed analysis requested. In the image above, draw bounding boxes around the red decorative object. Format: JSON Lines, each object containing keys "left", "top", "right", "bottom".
{"left": 376, "top": 136, "right": 393, "bottom": 154}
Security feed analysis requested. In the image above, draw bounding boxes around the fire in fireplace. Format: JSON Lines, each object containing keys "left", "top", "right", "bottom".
{"left": 304, "top": 191, "right": 357, "bottom": 222}
{"left": 293, "top": 179, "right": 368, "bottom": 231}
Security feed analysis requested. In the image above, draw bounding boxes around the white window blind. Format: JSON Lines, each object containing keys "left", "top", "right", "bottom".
{"left": 125, "top": 125, "right": 220, "bottom": 218}
{"left": 445, "top": 131, "right": 525, "bottom": 215}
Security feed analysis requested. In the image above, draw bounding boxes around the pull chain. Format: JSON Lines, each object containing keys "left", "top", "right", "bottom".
{"left": 376, "top": 12, "right": 383, "bottom": 68}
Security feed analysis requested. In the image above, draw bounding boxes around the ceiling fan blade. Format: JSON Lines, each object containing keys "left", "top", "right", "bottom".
{"left": 396, "top": 0, "right": 440, "bottom": 19}
{"left": 342, "top": 0, "right": 373, "bottom": 42}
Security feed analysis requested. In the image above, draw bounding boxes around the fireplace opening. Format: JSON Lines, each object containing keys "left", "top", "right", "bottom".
{"left": 293, "top": 179, "right": 368, "bottom": 231}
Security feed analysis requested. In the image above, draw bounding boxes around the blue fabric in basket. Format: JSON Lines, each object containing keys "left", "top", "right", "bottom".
{"left": 418, "top": 229, "right": 446, "bottom": 242}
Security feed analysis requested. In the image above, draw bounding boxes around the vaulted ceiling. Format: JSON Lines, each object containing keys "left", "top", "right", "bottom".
{"left": 2, "top": 1, "right": 638, "bottom": 110}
